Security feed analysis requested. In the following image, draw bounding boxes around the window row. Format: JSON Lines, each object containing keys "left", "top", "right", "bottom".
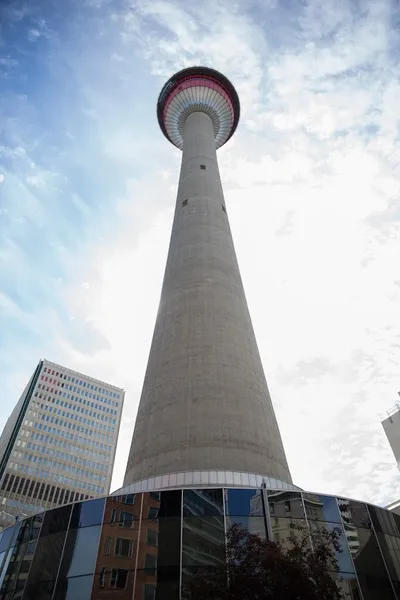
{"left": 31, "top": 418, "right": 113, "bottom": 443}
{"left": 39, "top": 410, "right": 114, "bottom": 434}
{"left": 21, "top": 453, "right": 107, "bottom": 480}
{"left": 24, "top": 443, "right": 108, "bottom": 471}
{"left": 19, "top": 427, "right": 112, "bottom": 456}
{"left": 7, "top": 462, "right": 104, "bottom": 494}
{"left": 41, "top": 369, "right": 121, "bottom": 403}
{"left": 36, "top": 386, "right": 119, "bottom": 416}
{"left": 0, "top": 474, "right": 91, "bottom": 509}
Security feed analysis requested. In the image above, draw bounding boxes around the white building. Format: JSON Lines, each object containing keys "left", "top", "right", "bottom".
{"left": 382, "top": 402, "right": 400, "bottom": 469}
{"left": 0, "top": 359, "right": 124, "bottom": 528}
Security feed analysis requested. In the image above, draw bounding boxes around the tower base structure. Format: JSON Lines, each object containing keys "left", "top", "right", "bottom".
{"left": 0, "top": 476, "right": 398, "bottom": 600}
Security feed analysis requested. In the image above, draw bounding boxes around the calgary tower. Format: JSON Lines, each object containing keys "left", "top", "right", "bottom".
{"left": 124, "top": 67, "right": 291, "bottom": 487}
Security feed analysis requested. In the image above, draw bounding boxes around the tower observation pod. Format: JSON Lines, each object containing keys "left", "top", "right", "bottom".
{"left": 124, "top": 67, "right": 292, "bottom": 487}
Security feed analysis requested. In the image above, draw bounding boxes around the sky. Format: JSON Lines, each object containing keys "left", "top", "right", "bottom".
{"left": 0, "top": 0, "right": 399, "bottom": 507}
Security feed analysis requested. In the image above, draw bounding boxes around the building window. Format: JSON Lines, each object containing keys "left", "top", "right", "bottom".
{"left": 148, "top": 507, "right": 159, "bottom": 520}
{"left": 111, "top": 568, "right": 128, "bottom": 589}
{"left": 99, "top": 567, "right": 106, "bottom": 587}
{"left": 146, "top": 529, "right": 158, "bottom": 547}
{"left": 110, "top": 509, "right": 117, "bottom": 523}
{"left": 104, "top": 536, "right": 112, "bottom": 555}
{"left": 200, "top": 165, "right": 206, "bottom": 170}
{"left": 115, "top": 537, "right": 133, "bottom": 558}
{"left": 284, "top": 501, "right": 291, "bottom": 513}
{"left": 122, "top": 494, "right": 135, "bottom": 505}
{"left": 120, "top": 511, "right": 134, "bottom": 528}
{"left": 144, "top": 553, "right": 157, "bottom": 575}
{"left": 144, "top": 584, "right": 156, "bottom": 600}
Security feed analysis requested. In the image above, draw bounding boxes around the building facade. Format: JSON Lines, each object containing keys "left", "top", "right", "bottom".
{"left": 1, "top": 479, "right": 400, "bottom": 599}
{"left": 382, "top": 404, "right": 400, "bottom": 470}
{"left": 0, "top": 360, "right": 124, "bottom": 529}
{"left": 124, "top": 66, "right": 291, "bottom": 487}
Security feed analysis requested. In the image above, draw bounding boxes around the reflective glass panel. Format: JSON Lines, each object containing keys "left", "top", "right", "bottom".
{"left": 270, "top": 517, "right": 311, "bottom": 550}
{"left": 53, "top": 574, "right": 94, "bottom": 600}
{"left": 267, "top": 491, "right": 305, "bottom": 519}
{"left": 138, "top": 520, "right": 180, "bottom": 569}
{"left": 0, "top": 543, "right": 25, "bottom": 596}
{"left": 103, "top": 494, "right": 142, "bottom": 525}
{"left": 368, "top": 505, "right": 400, "bottom": 537}
{"left": 23, "top": 579, "right": 55, "bottom": 600}
{"left": 41, "top": 505, "right": 72, "bottom": 536}
{"left": 134, "top": 567, "right": 179, "bottom": 600}
{"left": 309, "top": 520, "right": 355, "bottom": 573}
{"left": 93, "top": 566, "right": 134, "bottom": 595}
{"left": 0, "top": 535, "right": 38, "bottom": 598}
{"left": 92, "top": 496, "right": 138, "bottom": 597}
{"left": 337, "top": 498, "right": 372, "bottom": 530}
{"left": 328, "top": 572, "right": 362, "bottom": 600}
{"left": 57, "top": 525, "right": 101, "bottom": 579}
{"left": 70, "top": 498, "right": 105, "bottom": 528}
{"left": 16, "top": 513, "right": 44, "bottom": 544}
{"left": 303, "top": 493, "right": 341, "bottom": 523}
{"left": 376, "top": 532, "right": 400, "bottom": 583}
{"left": 0, "top": 527, "right": 15, "bottom": 553}
{"left": 226, "top": 516, "right": 266, "bottom": 539}
{"left": 133, "top": 491, "right": 181, "bottom": 599}
{"left": 182, "top": 517, "right": 226, "bottom": 567}
{"left": 181, "top": 566, "right": 226, "bottom": 598}
{"left": 183, "top": 489, "right": 223, "bottom": 517}
{"left": 349, "top": 524, "right": 396, "bottom": 600}
{"left": 224, "top": 488, "right": 264, "bottom": 517}
{"left": 157, "top": 490, "right": 181, "bottom": 518}
{"left": 26, "top": 531, "right": 68, "bottom": 585}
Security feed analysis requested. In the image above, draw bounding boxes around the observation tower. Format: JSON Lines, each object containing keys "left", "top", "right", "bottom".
{"left": 124, "top": 67, "right": 291, "bottom": 487}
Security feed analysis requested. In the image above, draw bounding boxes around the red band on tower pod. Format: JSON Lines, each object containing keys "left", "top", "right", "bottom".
{"left": 161, "top": 75, "right": 235, "bottom": 125}
{"left": 157, "top": 66, "right": 240, "bottom": 150}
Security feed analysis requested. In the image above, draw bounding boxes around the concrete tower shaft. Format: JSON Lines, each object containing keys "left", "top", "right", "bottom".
{"left": 124, "top": 68, "right": 291, "bottom": 486}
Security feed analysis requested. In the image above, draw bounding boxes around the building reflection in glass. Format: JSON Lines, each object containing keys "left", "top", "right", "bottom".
{"left": 2, "top": 487, "right": 400, "bottom": 599}
{"left": 23, "top": 505, "right": 72, "bottom": 599}
{"left": 338, "top": 499, "right": 396, "bottom": 600}
{"left": 225, "top": 488, "right": 266, "bottom": 539}
{"left": 302, "top": 493, "right": 341, "bottom": 523}
{"left": 267, "top": 491, "right": 310, "bottom": 548}
{"left": 0, "top": 513, "right": 43, "bottom": 598}
{"left": 91, "top": 493, "right": 140, "bottom": 599}
{"left": 182, "top": 489, "right": 225, "bottom": 586}
{"left": 134, "top": 490, "right": 181, "bottom": 600}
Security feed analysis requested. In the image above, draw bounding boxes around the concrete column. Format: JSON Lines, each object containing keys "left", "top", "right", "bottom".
{"left": 124, "top": 111, "right": 291, "bottom": 485}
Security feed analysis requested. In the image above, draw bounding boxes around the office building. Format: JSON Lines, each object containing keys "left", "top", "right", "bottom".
{"left": 0, "top": 359, "right": 124, "bottom": 529}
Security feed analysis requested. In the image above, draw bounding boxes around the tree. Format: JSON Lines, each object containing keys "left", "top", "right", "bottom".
{"left": 183, "top": 522, "right": 350, "bottom": 600}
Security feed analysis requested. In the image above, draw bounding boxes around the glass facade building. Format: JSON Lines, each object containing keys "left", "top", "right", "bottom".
{"left": 0, "top": 360, "right": 124, "bottom": 529}
{"left": 1, "top": 475, "right": 400, "bottom": 599}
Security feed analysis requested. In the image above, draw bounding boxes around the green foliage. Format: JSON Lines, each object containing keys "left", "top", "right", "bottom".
{"left": 183, "top": 522, "right": 349, "bottom": 600}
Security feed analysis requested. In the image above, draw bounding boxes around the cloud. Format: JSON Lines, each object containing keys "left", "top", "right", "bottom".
{"left": 1, "top": 0, "right": 399, "bottom": 506}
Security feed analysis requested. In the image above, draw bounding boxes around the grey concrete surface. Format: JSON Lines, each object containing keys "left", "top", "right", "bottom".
{"left": 124, "top": 111, "right": 291, "bottom": 485}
